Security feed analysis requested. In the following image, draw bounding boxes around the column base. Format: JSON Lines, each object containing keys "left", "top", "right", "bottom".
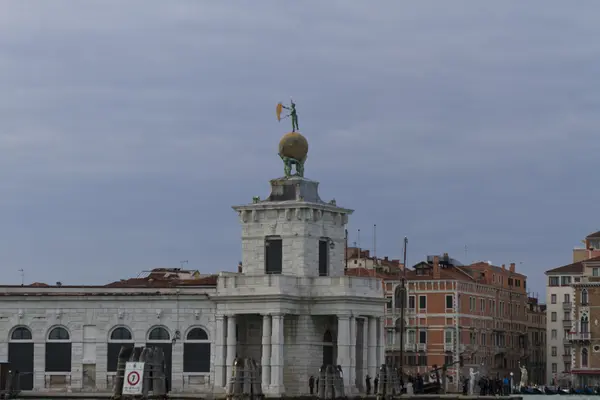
{"left": 266, "top": 384, "right": 286, "bottom": 397}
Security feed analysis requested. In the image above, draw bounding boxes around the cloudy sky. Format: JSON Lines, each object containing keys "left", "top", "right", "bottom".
{"left": 1, "top": 1, "right": 599, "bottom": 295}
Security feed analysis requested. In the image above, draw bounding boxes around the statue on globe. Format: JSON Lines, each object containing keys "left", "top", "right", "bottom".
{"left": 276, "top": 99, "right": 308, "bottom": 178}
{"left": 276, "top": 99, "right": 299, "bottom": 132}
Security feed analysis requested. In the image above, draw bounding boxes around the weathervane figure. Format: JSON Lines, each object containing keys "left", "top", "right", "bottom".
{"left": 276, "top": 99, "right": 299, "bottom": 132}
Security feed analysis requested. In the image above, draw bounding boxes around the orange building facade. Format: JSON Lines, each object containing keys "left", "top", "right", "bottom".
{"left": 383, "top": 255, "right": 533, "bottom": 388}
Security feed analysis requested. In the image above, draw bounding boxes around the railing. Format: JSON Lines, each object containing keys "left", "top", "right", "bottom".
{"left": 404, "top": 342, "right": 416, "bottom": 351}
{"left": 417, "top": 343, "right": 427, "bottom": 352}
{"left": 563, "top": 319, "right": 572, "bottom": 329}
{"left": 569, "top": 332, "right": 591, "bottom": 341}
{"left": 563, "top": 302, "right": 572, "bottom": 310}
{"left": 444, "top": 342, "right": 453, "bottom": 352}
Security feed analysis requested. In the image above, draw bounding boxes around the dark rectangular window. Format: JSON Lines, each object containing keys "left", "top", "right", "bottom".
{"left": 444, "top": 355, "right": 453, "bottom": 365}
{"left": 319, "top": 239, "right": 329, "bottom": 276}
{"left": 107, "top": 343, "right": 134, "bottom": 372}
{"left": 183, "top": 343, "right": 211, "bottom": 372}
{"left": 265, "top": 236, "right": 282, "bottom": 274}
{"left": 386, "top": 297, "right": 393, "bottom": 310}
{"left": 419, "top": 330, "right": 427, "bottom": 344}
{"left": 408, "top": 296, "right": 415, "bottom": 309}
{"left": 445, "top": 295, "right": 453, "bottom": 309}
{"left": 45, "top": 343, "right": 72, "bottom": 372}
{"left": 419, "top": 295, "right": 427, "bottom": 310}
{"left": 419, "top": 354, "right": 428, "bottom": 366}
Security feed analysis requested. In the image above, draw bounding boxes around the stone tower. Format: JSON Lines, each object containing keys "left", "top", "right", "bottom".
{"left": 232, "top": 132, "right": 352, "bottom": 277}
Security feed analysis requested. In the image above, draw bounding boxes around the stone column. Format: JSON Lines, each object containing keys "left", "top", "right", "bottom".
{"left": 367, "top": 317, "right": 377, "bottom": 378}
{"left": 377, "top": 317, "right": 385, "bottom": 368}
{"left": 225, "top": 315, "right": 237, "bottom": 383}
{"left": 362, "top": 318, "right": 368, "bottom": 389}
{"left": 171, "top": 340, "right": 184, "bottom": 392}
{"left": 214, "top": 315, "right": 225, "bottom": 388}
{"left": 337, "top": 315, "right": 351, "bottom": 390}
{"left": 349, "top": 316, "right": 356, "bottom": 392}
{"left": 261, "top": 314, "right": 272, "bottom": 392}
{"left": 270, "top": 314, "right": 285, "bottom": 395}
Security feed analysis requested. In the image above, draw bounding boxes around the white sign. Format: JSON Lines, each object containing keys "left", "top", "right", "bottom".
{"left": 123, "top": 362, "right": 145, "bottom": 395}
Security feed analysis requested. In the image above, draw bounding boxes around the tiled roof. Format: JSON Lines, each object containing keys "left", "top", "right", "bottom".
{"left": 104, "top": 275, "right": 218, "bottom": 288}
{"left": 545, "top": 255, "right": 600, "bottom": 275}
{"left": 587, "top": 231, "right": 600, "bottom": 239}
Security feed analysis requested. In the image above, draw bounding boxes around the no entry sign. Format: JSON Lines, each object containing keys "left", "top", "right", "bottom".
{"left": 123, "top": 362, "right": 145, "bottom": 395}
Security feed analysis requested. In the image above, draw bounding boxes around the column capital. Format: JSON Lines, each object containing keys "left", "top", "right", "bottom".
{"left": 216, "top": 314, "right": 226, "bottom": 320}
{"left": 271, "top": 312, "right": 285, "bottom": 318}
{"left": 337, "top": 314, "right": 352, "bottom": 320}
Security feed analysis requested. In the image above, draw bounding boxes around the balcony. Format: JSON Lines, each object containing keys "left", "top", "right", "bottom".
{"left": 404, "top": 342, "right": 416, "bottom": 352}
{"left": 563, "top": 302, "right": 572, "bottom": 311}
{"left": 494, "top": 345, "right": 506, "bottom": 354}
{"left": 444, "top": 342, "right": 454, "bottom": 352}
{"left": 563, "top": 353, "right": 572, "bottom": 362}
{"left": 563, "top": 337, "right": 571, "bottom": 345}
{"left": 569, "top": 332, "right": 591, "bottom": 341}
{"left": 563, "top": 319, "right": 572, "bottom": 329}
{"left": 417, "top": 343, "right": 427, "bottom": 352}
{"left": 406, "top": 308, "right": 416, "bottom": 315}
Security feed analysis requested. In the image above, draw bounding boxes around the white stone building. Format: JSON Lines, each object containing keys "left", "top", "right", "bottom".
{"left": 0, "top": 156, "right": 386, "bottom": 396}
{"left": 545, "top": 261, "right": 584, "bottom": 385}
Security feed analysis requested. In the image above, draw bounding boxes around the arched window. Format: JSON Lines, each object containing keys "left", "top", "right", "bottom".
{"left": 148, "top": 327, "right": 171, "bottom": 341}
{"left": 11, "top": 327, "right": 32, "bottom": 341}
{"left": 582, "top": 289, "right": 589, "bottom": 305}
{"left": 46, "top": 326, "right": 71, "bottom": 373}
{"left": 183, "top": 327, "right": 211, "bottom": 373}
{"left": 107, "top": 327, "right": 134, "bottom": 372}
{"left": 146, "top": 326, "right": 173, "bottom": 390}
{"left": 582, "top": 348, "right": 589, "bottom": 368}
{"left": 581, "top": 315, "right": 590, "bottom": 333}
{"left": 48, "top": 327, "right": 70, "bottom": 340}
{"left": 9, "top": 326, "right": 34, "bottom": 390}
{"left": 110, "top": 327, "right": 133, "bottom": 341}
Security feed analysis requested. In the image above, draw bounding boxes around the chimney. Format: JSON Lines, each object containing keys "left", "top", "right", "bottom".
{"left": 238, "top": 262, "right": 243, "bottom": 273}
{"left": 509, "top": 263, "right": 515, "bottom": 273}
{"left": 433, "top": 256, "right": 440, "bottom": 279}
{"left": 501, "top": 264, "right": 505, "bottom": 271}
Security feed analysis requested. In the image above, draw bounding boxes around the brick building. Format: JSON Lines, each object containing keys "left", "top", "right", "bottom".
{"left": 383, "top": 254, "right": 532, "bottom": 387}
{"left": 569, "top": 256, "right": 600, "bottom": 386}
{"left": 525, "top": 296, "right": 547, "bottom": 385}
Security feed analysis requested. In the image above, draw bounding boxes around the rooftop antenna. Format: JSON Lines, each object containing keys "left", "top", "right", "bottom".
{"left": 180, "top": 260, "right": 188, "bottom": 269}
{"left": 18, "top": 269, "right": 24, "bottom": 286}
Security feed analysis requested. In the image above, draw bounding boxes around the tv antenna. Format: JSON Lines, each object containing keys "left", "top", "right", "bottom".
{"left": 180, "top": 260, "right": 188, "bottom": 268}
{"left": 18, "top": 269, "right": 24, "bottom": 286}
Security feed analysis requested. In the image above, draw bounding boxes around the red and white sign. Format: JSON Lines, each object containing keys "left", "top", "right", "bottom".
{"left": 123, "top": 362, "right": 145, "bottom": 395}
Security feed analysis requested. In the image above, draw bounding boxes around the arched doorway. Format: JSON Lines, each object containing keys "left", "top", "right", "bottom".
{"left": 45, "top": 326, "right": 72, "bottom": 375}
{"left": 107, "top": 327, "right": 134, "bottom": 373}
{"left": 146, "top": 326, "right": 172, "bottom": 391}
{"left": 9, "top": 326, "right": 34, "bottom": 390}
{"left": 323, "top": 330, "right": 334, "bottom": 366}
{"left": 183, "top": 327, "right": 211, "bottom": 374}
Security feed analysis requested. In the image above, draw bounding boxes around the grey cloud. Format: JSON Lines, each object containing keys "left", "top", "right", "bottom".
{"left": 1, "top": 0, "right": 599, "bottom": 294}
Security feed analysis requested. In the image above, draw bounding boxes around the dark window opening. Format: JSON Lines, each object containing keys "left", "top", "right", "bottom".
{"left": 265, "top": 236, "right": 283, "bottom": 274}
{"left": 187, "top": 328, "right": 209, "bottom": 341}
{"left": 48, "top": 327, "right": 70, "bottom": 340}
{"left": 148, "top": 327, "right": 170, "bottom": 341}
{"left": 445, "top": 295, "right": 453, "bottom": 309}
{"left": 11, "top": 327, "right": 32, "bottom": 340}
{"left": 419, "top": 330, "right": 427, "bottom": 344}
{"left": 107, "top": 343, "right": 134, "bottom": 372}
{"left": 183, "top": 343, "right": 211, "bottom": 372}
{"left": 408, "top": 296, "right": 415, "bottom": 309}
{"left": 110, "top": 327, "right": 132, "bottom": 341}
{"left": 419, "top": 295, "right": 427, "bottom": 310}
{"left": 45, "top": 342, "right": 72, "bottom": 372}
{"left": 319, "top": 239, "right": 329, "bottom": 276}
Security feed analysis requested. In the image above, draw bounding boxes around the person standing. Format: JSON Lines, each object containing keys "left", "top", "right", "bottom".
{"left": 309, "top": 375, "right": 315, "bottom": 395}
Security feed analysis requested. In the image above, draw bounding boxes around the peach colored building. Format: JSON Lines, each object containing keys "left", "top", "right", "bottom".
{"left": 383, "top": 254, "right": 532, "bottom": 388}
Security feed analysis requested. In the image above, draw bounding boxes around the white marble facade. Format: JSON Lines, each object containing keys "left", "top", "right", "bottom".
{"left": 0, "top": 174, "right": 385, "bottom": 396}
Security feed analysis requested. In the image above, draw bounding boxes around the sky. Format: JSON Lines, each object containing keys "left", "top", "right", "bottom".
{"left": 1, "top": 1, "right": 599, "bottom": 296}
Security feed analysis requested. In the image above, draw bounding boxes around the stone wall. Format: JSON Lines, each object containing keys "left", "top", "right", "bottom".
{"left": 0, "top": 294, "right": 215, "bottom": 393}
